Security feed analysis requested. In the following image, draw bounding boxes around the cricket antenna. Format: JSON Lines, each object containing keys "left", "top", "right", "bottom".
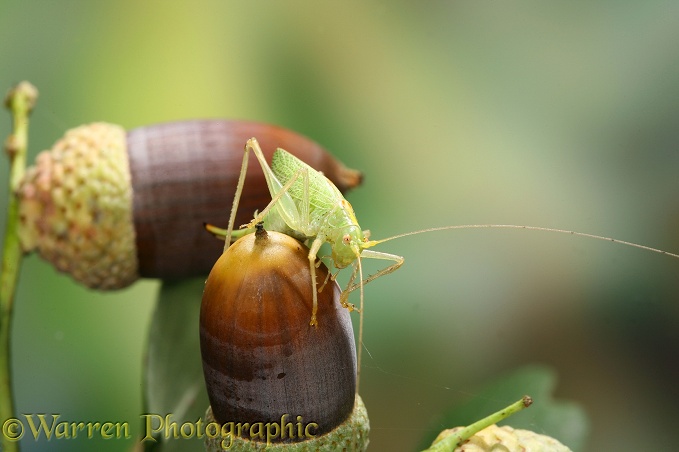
{"left": 355, "top": 250, "right": 364, "bottom": 394}
{"left": 370, "top": 224, "right": 679, "bottom": 260}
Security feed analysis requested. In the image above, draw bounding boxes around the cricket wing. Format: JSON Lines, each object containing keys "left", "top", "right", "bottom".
{"left": 272, "top": 148, "right": 342, "bottom": 222}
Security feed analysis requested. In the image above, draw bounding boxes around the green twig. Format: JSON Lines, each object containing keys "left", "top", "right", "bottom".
{"left": 422, "top": 395, "right": 533, "bottom": 452}
{"left": 1, "top": 81, "right": 37, "bottom": 452}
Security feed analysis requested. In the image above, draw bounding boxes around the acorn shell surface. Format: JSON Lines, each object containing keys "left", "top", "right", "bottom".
{"left": 200, "top": 230, "right": 357, "bottom": 439}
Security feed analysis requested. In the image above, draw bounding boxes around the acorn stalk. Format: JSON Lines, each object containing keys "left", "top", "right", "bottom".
{"left": 2, "top": 80, "right": 38, "bottom": 452}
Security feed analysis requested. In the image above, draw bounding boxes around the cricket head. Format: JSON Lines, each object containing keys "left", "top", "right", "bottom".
{"left": 331, "top": 226, "right": 366, "bottom": 268}
{"left": 331, "top": 225, "right": 384, "bottom": 269}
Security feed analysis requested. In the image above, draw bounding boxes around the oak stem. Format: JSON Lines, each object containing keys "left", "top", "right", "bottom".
{"left": 423, "top": 395, "right": 533, "bottom": 452}
{"left": 1, "top": 81, "right": 37, "bottom": 452}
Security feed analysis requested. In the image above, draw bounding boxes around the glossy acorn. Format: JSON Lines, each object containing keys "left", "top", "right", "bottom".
{"left": 15, "top": 120, "right": 362, "bottom": 289}
{"left": 200, "top": 227, "right": 369, "bottom": 451}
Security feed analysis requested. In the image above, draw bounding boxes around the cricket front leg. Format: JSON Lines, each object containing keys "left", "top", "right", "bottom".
{"left": 339, "top": 263, "right": 360, "bottom": 312}
{"left": 307, "top": 237, "right": 325, "bottom": 326}
{"left": 342, "top": 249, "right": 404, "bottom": 297}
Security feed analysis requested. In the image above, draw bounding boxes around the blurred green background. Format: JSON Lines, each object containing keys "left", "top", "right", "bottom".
{"left": 2, "top": 1, "right": 679, "bottom": 451}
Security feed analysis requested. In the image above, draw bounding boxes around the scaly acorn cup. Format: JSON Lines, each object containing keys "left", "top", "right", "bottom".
{"left": 430, "top": 425, "right": 571, "bottom": 452}
{"left": 16, "top": 120, "right": 362, "bottom": 289}
{"left": 200, "top": 227, "right": 369, "bottom": 451}
{"left": 424, "top": 396, "right": 572, "bottom": 452}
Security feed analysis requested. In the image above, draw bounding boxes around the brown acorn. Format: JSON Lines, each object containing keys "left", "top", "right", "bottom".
{"left": 16, "top": 120, "right": 362, "bottom": 289}
{"left": 200, "top": 227, "right": 369, "bottom": 450}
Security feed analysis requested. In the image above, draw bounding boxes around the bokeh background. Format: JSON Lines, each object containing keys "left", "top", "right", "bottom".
{"left": 2, "top": 2, "right": 679, "bottom": 451}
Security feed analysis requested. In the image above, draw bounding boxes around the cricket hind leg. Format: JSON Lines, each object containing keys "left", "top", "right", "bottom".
{"left": 307, "top": 236, "right": 327, "bottom": 326}
{"left": 241, "top": 140, "right": 307, "bottom": 228}
{"left": 223, "top": 139, "right": 254, "bottom": 249}
{"left": 224, "top": 138, "right": 314, "bottom": 245}
{"left": 224, "top": 138, "right": 286, "bottom": 248}
{"left": 339, "top": 250, "right": 402, "bottom": 394}
{"left": 241, "top": 139, "right": 327, "bottom": 327}
{"left": 242, "top": 146, "right": 316, "bottom": 235}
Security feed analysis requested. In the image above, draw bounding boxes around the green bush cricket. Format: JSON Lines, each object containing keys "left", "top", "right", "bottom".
{"left": 208, "top": 137, "right": 679, "bottom": 389}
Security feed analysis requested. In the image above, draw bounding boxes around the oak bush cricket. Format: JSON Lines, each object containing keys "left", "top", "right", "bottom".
{"left": 207, "top": 137, "right": 679, "bottom": 389}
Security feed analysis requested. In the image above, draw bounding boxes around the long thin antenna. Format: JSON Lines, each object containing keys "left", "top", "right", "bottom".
{"left": 356, "top": 253, "right": 364, "bottom": 394}
{"left": 373, "top": 224, "right": 679, "bottom": 260}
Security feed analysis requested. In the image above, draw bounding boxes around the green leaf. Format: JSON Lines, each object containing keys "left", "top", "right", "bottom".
{"left": 420, "top": 365, "right": 589, "bottom": 451}
{"left": 142, "top": 278, "right": 209, "bottom": 452}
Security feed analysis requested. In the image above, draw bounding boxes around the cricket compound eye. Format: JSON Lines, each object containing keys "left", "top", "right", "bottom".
{"left": 200, "top": 228, "right": 369, "bottom": 450}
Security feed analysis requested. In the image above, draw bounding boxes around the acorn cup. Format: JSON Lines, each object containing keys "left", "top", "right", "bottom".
{"left": 430, "top": 425, "right": 571, "bottom": 452}
{"left": 200, "top": 227, "right": 369, "bottom": 451}
{"left": 15, "top": 120, "right": 362, "bottom": 289}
